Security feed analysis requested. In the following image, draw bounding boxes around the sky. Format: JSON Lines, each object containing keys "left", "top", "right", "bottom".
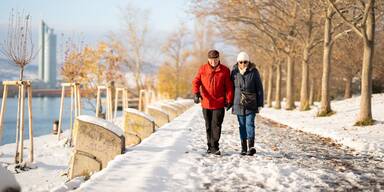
{"left": 0, "top": 0, "right": 192, "bottom": 64}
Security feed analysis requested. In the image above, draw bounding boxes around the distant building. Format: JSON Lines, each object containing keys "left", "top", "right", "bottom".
{"left": 38, "top": 20, "right": 57, "bottom": 88}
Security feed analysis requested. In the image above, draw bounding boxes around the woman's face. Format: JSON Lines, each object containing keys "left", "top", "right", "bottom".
{"left": 238, "top": 61, "right": 249, "bottom": 70}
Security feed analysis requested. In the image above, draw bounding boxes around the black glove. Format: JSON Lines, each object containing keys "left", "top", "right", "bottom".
{"left": 225, "top": 103, "right": 233, "bottom": 111}
{"left": 194, "top": 93, "right": 201, "bottom": 104}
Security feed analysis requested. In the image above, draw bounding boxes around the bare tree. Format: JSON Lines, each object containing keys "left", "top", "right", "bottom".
{"left": 119, "top": 4, "right": 150, "bottom": 93}
{"left": 0, "top": 9, "right": 36, "bottom": 163}
{"left": 162, "top": 23, "right": 190, "bottom": 98}
{"left": 0, "top": 9, "right": 36, "bottom": 80}
{"left": 318, "top": 0, "right": 351, "bottom": 116}
{"left": 328, "top": 0, "right": 381, "bottom": 125}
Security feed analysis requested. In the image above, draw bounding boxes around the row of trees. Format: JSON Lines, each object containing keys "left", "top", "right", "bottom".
{"left": 187, "top": 0, "right": 384, "bottom": 125}
{"left": 78, "top": 1, "right": 383, "bottom": 126}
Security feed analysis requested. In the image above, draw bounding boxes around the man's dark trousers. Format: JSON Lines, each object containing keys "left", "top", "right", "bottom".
{"left": 202, "top": 108, "right": 225, "bottom": 151}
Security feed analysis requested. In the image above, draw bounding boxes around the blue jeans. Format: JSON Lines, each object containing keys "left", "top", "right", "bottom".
{"left": 237, "top": 113, "right": 256, "bottom": 140}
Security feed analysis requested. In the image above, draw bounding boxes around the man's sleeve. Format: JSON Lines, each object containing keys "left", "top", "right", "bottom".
{"left": 225, "top": 69, "right": 234, "bottom": 104}
{"left": 192, "top": 66, "right": 202, "bottom": 94}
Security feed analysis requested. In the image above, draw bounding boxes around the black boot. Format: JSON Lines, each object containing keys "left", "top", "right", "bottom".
{"left": 213, "top": 149, "right": 221, "bottom": 155}
{"left": 206, "top": 144, "right": 212, "bottom": 154}
{"left": 240, "top": 139, "right": 247, "bottom": 155}
{"left": 247, "top": 139, "right": 256, "bottom": 156}
{"left": 211, "top": 146, "right": 221, "bottom": 155}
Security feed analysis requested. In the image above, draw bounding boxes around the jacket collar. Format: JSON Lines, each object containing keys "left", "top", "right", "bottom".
{"left": 206, "top": 63, "right": 222, "bottom": 72}
{"left": 233, "top": 62, "right": 256, "bottom": 74}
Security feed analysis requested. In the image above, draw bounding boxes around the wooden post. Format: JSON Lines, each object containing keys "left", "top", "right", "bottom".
{"left": 27, "top": 84, "right": 33, "bottom": 162}
{"left": 114, "top": 88, "right": 126, "bottom": 119}
{"left": 139, "top": 90, "right": 143, "bottom": 112}
{"left": 18, "top": 83, "right": 25, "bottom": 163}
{"left": 96, "top": 87, "right": 101, "bottom": 118}
{"left": 0, "top": 85, "right": 8, "bottom": 145}
{"left": 73, "top": 85, "right": 78, "bottom": 118}
{"left": 96, "top": 85, "right": 117, "bottom": 120}
{"left": 139, "top": 89, "right": 147, "bottom": 112}
{"left": 109, "top": 87, "right": 112, "bottom": 120}
{"left": 76, "top": 84, "right": 81, "bottom": 116}
{"left": 107, "top": 86, "right": 113, "bottom": 120}
{"left": 15, "top": 84, "right": 21, "bottom": 163}
{"left": 114, "top": 89, "right": 119, "bottom": 119}
{"left": 123, "top": 89, "right": 128, "bottom": 109}
{"left": 105, "top": 87, "right": 109, "bottom": 120}
{"left": 58, "top": 83, "right": 81, "bottom": 141}
{"left": 70, "top": 85, "right": 74, "bottom": 142}
{"left": 58, "top": 86, "right": 65, "bottom": 140}
{"left": 1, "top": 81, "right": 34, "bottom": 163}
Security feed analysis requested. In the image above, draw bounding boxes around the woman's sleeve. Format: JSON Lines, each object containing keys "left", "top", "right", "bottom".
{"left": 255, "top": 69, "right": 264, "bottom": 107}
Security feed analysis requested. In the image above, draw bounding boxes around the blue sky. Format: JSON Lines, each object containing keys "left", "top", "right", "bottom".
{"left": 0, "top": 0, "right": 240, "bottom": 66}
{"left": 0, "top": 0, "right": 191, "bottom": 54}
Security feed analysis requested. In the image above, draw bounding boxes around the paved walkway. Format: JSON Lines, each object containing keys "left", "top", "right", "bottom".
{"left": 75, "top": 105, "right": 384, "bottom": 191}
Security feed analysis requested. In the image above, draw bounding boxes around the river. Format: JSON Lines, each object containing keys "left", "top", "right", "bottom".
{"left": 0, "top": 97, "right": 98, "bottom": 145}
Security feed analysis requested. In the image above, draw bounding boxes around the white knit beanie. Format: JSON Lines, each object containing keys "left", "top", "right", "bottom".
{"left": 237, "top": 51, "right": 249, "bottom": 62}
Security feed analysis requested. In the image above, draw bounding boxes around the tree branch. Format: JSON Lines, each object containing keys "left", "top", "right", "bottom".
{"left": 327, "top": 0, "right": 363, "bottom": 37}
{"left": 330, "top": 29, "right": 352, "bottom": 45}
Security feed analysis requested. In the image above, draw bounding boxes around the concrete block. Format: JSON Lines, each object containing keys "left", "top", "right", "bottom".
{"left": 123, "top": 108, "right": 155, "bottom": 140}
{"left": 69, "top": 115, "right": 125, "bottom": 179}
{"left": 147, "top": 106, "right": 170, "bottom": 128}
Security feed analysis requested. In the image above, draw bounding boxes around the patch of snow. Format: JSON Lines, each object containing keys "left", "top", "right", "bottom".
{"left": 259, "top": 93, "right": 384, "bottom": 157}
{"left": 124, "top": 108, "right": 155, "bottom": 122}
{"left": 0, "top": 130, "right": 72, "bottom": 192}
{"left": 147, "top": 105, "right": 169, "bottom": 115}
{"left": 77, "top": 115, "right": 124, "bottom": 136}
{"left": 50, "top": 176, "right": 85, "bottom": 192}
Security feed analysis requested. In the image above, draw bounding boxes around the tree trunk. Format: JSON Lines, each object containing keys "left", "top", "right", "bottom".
{"left": 267, "top": 64, "right": 273, "bottom": 107}
{"left": 309, "top": 78, "right": 314, "bottom": 106}
{"left": 285, "top": 54, "right": 295, "bottom": 110}
{"left": 300, "top": 44, "right": 310, "bottom": 111}
{"left": 319, "top": 7, "right": 333, "bottom": 115}
{"left": 135, "top": 51, "right": 142, "bottom": 94}
{"left": 262, "top": 67, "right": 267, "bottom": 96}
{"left": 175, "top": 66, "right": 180, "bottom": 99}
{"left": 274, "top": 64, "right": 282, "bottom": 109}
{"left": 357, "top": 3, "right": 375, "bottom": 124}
{"left": 261, "top": 67, "right": 267, "bottom": 105}
{"left": 344, "top": 76, "right": 353, "bottom": 99}
{"left": 19, "top": 67, "right": 24, "bottom": 81}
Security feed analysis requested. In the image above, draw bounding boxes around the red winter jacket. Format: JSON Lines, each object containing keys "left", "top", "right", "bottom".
{"left": 192, "top": 63, "right": 234, "bottom": 109}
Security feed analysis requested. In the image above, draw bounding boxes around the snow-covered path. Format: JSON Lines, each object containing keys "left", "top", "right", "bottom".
{"left": 76, "top": 105, "right": 384, "bottom": 191}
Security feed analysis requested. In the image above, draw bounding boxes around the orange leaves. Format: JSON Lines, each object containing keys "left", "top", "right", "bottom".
{"left": 60, "top": 41, "right": 126, "bottom": 98}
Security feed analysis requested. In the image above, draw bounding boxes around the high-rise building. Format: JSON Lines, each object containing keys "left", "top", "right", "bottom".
{"left": 38, "top": 20, "right": 57, "bottom": 88}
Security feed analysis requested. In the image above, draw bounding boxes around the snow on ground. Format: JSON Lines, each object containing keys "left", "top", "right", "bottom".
{"left": 0, "top": 131, "right": 72, "bottom": 192}
{"left": 259, "top": 93, "right": 384, "bottom": 157}
{"left": 1, "top": 95, "right": 384, "bottom": 191}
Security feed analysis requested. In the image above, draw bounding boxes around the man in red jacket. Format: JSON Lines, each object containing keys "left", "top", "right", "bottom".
{"left": 192, "top": 49, "right": 234, "bottom": 155}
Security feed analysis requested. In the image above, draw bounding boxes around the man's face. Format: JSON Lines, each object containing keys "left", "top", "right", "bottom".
{"left": 208, "top": 58, "right": 220, "bottom": 67}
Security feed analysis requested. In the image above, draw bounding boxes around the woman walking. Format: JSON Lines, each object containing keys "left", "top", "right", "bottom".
{"left": 230, "top": 52, "right": 264, "bottom": 156}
